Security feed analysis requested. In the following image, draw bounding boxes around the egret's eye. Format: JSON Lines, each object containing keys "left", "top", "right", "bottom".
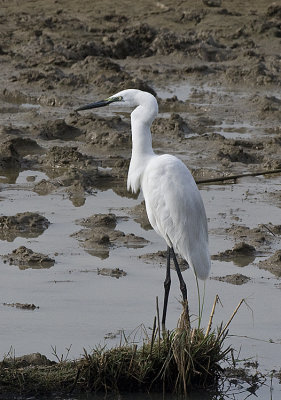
{"left": 105, "top": 96, "right": 123, "bottom": 103}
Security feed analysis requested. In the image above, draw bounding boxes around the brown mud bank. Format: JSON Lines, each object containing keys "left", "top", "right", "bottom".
{"left": 1, "top": 0, "right": 281, "bottom": 195}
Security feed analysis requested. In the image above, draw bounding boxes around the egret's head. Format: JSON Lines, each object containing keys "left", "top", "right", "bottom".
{"left": 75, "top": 89, "right": 158, "bottom": 114}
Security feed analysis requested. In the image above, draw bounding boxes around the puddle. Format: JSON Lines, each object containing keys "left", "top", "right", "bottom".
{"left": 213, "top": 121, "right": 254, "bottom": 140}
{"left": 20, "top": 103, "right": 41, "bottom": 110}
{"left": 157, "top": 81, "right": 194, "bottom": 101}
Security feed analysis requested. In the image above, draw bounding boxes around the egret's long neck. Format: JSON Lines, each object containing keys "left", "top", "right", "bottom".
{"left": 131, "top": 105, "right": 156, "bottom": 158}
{"left": 127, "top": 104, "right": 156, "bottom": 193}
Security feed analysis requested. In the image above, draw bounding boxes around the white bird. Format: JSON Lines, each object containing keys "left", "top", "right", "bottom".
{"left": 76, "top": 89, "right": 211, "bottom": 326}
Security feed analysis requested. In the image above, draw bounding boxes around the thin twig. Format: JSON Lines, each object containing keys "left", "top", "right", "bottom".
{"left": 262, "top": 224, "right": 276, "bottom": 237}
{"left": 205, "top": 294, "right": 219, "bottom": 338}
{"left": 196, "top": 168, "right": 281, "bottom": 185}
{"left": 128, "top": 344, "right": 137, "bottom": 371}
{"left": 218, "top": 299, "right": 245, "bottom": 339}
{"left": 150, "top": 316, "right": 157, "bottom": 355}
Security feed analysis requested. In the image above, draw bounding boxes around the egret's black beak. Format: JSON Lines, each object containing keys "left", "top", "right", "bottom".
{"left": 75, "top": 96, "right": 122, "bottom": 112}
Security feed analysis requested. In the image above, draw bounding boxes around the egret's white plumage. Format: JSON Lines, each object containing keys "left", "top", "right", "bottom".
{"left": 76, "top": 88, "right": 211, "bottom": 323}
{"left": 114, "top": 89, "right": 210, "bottom": 281}
{"left": 141, "top": 154, "right": 210, "bottom": 280}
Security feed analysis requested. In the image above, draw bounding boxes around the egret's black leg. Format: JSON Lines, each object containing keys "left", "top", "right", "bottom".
{"left": 162, "top": 246, "right": 171, "bottom": 328}
{"left": 171, "top": 247, "right": 190, "bottom": 323}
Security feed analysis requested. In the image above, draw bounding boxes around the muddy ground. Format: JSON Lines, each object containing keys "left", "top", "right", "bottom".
{"left": 0, "top": 0, "right": 281, "bottom": 398}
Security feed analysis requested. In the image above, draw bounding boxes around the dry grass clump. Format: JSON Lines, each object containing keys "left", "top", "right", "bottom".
{"left": 77, "top": 322, "right": 228, "bottom": 394}
{"left": 0, "top": 298, "right": 243, "bottom": 397}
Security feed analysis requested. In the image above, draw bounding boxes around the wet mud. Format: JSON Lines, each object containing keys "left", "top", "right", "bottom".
{"left": 0, "top": 212, "right": 50, "bottom": 241}
{"left": 73, "top": 212, "right": 148, "bottom": 259}
{"left": 211, "top": 273, "right": 251, "bottom": 285}
{"left": 258, "top": 250, "right": 281, "bottom": 277}
{"left": 0, "top": 0, "right": 281, "bottom": 398}
{"left": 212, "top": 242, "right": 256, "bottom": 267}
{"left": 97, "top": 267, "right": 127, "bottom": 278}
{"left": 140, "top": 250, "right": 188, "bottom": 271}
{"left": 2, "top": 246, "right": 55, "bottom": 269}
{"left": 4, "top": 352, "right": 54, "bottom": 367}
{"left": 3, "top": 303, "right": 39, "bottom": 310}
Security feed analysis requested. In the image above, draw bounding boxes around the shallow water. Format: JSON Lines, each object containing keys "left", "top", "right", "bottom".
{"left": 0, "top": 171, "right": 280, "bottom": 369}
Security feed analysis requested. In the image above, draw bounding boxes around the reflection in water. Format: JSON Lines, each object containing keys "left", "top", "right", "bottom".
{"left": 53, "top": 391, "right": 216, "bottom": 400}
{"left": 54, "top": 374, "right": 276, "bottom": 400}
{"left": 0, "top": 169, "right": 20, "bottom": 184}
{"left": 232, "top": 254, "right": 256, "bottom": 268}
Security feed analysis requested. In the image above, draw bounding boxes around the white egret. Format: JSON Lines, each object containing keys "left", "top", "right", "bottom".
{"left": 76, "top": 89, "right": 211, "bottom": 326}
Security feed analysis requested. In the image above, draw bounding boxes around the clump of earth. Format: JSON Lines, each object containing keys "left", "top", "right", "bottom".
{"left": 212, "top": 242, "right": 256, "bottom": 267}
{"left": 258, "top": 250, "right": 281, "bottom": 277}
{"left": 140, "top": 250, "right": 188, "bottom": 271}
{"left": 0, "top": 212, "right": 50, "bottom": 242}
{"left": 97, "top": 267, "right": 127, "bottom": 279}
{"left": 73, "top": 213, "right": 148, "bottom": 259}
{"left": 2, "top": 246, "right": 55, "bottom": 269}
{"left": 3, "top": 303, "right": 39, "bottom": 310}
{"left": 2, "top": 353, "right": 54, "bottom": 367}
{"left": 212, "top": 273, "right": 251, "bottom": 285}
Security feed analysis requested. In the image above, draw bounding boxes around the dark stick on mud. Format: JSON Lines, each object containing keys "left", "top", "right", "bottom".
{"left": 196, "top": 168, "right": 281, "bottom": 185}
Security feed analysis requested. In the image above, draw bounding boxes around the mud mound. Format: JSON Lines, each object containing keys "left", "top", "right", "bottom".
{"left": 3, "top": 302, "right": 39, "bottom": 310}
{"left": 34, "top": 119, "right": 81, "bottom": 140}
{"left": 8, "top": 137, "right": 43, "bottom": 156}
{"left": 74, "top": 213, "right": 148, "bottom": 259}
{"left": 72, "top": 57, "right": 157, "bottom": 94}
{"left": 0, "top": 141, "right": 20, "bottom": 170}
{"left": 217, "top": 145, "right": 261, "bottom": 164}
{"left": 79, "top": 213, "right": 117, "bottom": 229}
{"left": 2, "top": 246, "right": 55, "bottom": 269}
{"left": 71, "top": 113, "right": 129, "bottom": 134}
{"left": 0, "top": 126, "right": 26, "bottom": 137}
{"left": 152, "top": 113, "right": 192, "bottom": 139}
{"left": 127, "top": 201, "right": 152, "bottom": 231}
{"left": 258, "top": 250, "right": 281, "bottom": 277}
{"left": 77, "top": 114, "right": 131, "bottom": 149}
{"left": 43, "top": 146, "right": 94, "bottom": 168}
{"left": 0, "top": 136, "right": 43, "bottom": 172}
{"left": 33, "top": 179, "right": 61, "bottom": 196}
{"left": 212, "top": 273, "right": 251, "bottom": 285}
{"left": 140, "top": 250, "right": 188, "bottom": 271}
{"left": 226, "top": 225, "right": 276, "bottom": 249}
{"left": 97, "top": 267, "right": 127, "bottom": 279}
{"left": 0, "top": 212, "right": 50, "bottom": 242}
{"left": 40, "top": 146, "right": 99, "bottom": 200}
{"left": 14, "top": 67, "right": 85, "bottom": 89}
{"left": 3, "top": 352, "right": 54, "bottom": 367}
{"left": 105, "top": 24, "right": 157, "bottom": 59}
{"left": 212, "top": 242, "right": 256, "bottom": 260}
